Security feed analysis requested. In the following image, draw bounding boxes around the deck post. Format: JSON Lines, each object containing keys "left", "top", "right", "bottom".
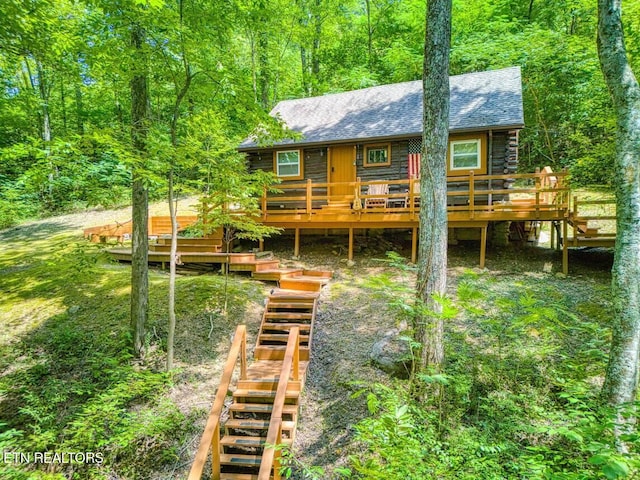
{"left": 306, "top": 179, "right": 312, "bottom": 218}
{"left": 562, "top": 219, "right": 568, "bottom": 275}
{"left": 262, "top": 187, "right": 267, "bottom": 220}
{"left": 409, "top": 178, "right": 415, "bottom": 219}
{"left": 573, "top": 195, "right": 578, "bottom": 247}
{"left": 469, "top": 171, "right": 475, "bottom": 219}
{"left": 294, "top": 228, "right": 300, "bottom": 257}
{"left": 550, "top": 221, "right": 556, "bottom": 250}
{"left": 411, "top": 227, "right": 418, "bottom": 263}
{"left": 348, "top": 227, "right": 354, "bottom": 261}
{"left": 480, "top": 224, "right": 487, "bottom": 269}
{"left": 212, "top": 422, "right": 220, "bottom": 480}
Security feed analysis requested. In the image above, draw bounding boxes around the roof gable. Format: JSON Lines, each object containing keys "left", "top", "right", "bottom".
{"left": 240, "top": 66, "right": 523, "bottom": 150}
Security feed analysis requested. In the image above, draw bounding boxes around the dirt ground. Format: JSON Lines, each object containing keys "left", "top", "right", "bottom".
{"left": 254, "top": 229, "right": 614, "bottom": 476}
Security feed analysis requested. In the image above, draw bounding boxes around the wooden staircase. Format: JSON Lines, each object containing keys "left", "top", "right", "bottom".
{"left": 188, "top": 274, "right": 331, "bottom": 480}
{"left": 565, "top": 196, "right": 616, "bottom": 248}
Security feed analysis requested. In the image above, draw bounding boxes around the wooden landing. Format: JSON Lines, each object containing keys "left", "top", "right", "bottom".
{"left": 189, "top": 272, "right": 329, "bottom": 480}
{"left": 107, "top": 242, "right": 332, "bottom": 290}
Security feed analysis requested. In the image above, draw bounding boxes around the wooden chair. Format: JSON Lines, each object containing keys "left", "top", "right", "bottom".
{"left": 364, "top": 183, "right": 389, "bottom": 208}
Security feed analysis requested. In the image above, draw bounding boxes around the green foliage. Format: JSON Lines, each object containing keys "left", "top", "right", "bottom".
{"left": 350, "top": 269, "right": 636, "bottom": 479}
{"left": 271, "top": 443, "right": 351, "bottom": 479}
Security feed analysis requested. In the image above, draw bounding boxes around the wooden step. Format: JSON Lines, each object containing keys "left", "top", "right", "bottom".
{"left": 261, "top": 323, "right": 312, "bottom": 332}
{"left": 246, "top": 360, "right": 309, "bottom": 380}
{"left": 224, "top": 419, "right": 297, "bottom": 434}
{"left": 254, "top": 346, "right": 310, "bottom": 361}
{"left": 220, "top": 453, "right": 263, "bottom": 468}
{"left": 279, "top": 278, "right": 324, "bottom": 292}
{"left": 232, "top": 389, "right": 300, "bottom": 404}
{"left": 252, "top": 268, "right": 304, "bottom": 281}
{"left": 150, "top": 244, "right": 222, "bottom": 253}
{"left": 253, "top": 261, "right": 282, "bottom": 272}
{"left": 220, "top": 436, "right": 266, "bottom": 448}
{"left": 266, "top": 301, "right": 315, "bottom": 310}
{"left": 259, "top": 333, "right": 310, "bottom": 344}
{"left": 228, "top": 254, "right": 258, "bottom": 264}
{"left": 229, "top": 403, "right": 299, "bottom": 419}
{"left": 302, "top": 269, "right": 333, "bottom": 279}
{"left": 269, "top": 291, "right": 320, "bottom": 300}
{"left": 220, "top": 474, "right": 271, "bottom": 480}
{"left": 263, "top": 312, "right": 313, "bottom": 320}
{"left": 229, "top": 260, "right": 281, "bottom": 273}
{"left": 290, "top": 274, "right": 331, "bottom": 284}
{"left": 236, "top": 379, "right": 301, "bottom": 391}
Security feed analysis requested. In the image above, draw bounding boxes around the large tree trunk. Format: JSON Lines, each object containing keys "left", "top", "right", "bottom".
{"left": 130, "top": 23, "right": 150, "bottom": 358}
{"left": 598, "top": 0, "right": 640, "bottom": 410}
{"left": 415, "top": 0, "right": 451, "bottom": 371}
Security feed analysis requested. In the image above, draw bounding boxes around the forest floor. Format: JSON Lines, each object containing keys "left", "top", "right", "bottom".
{"left": 0, "top": 203, "right": 614, "bottom": 479}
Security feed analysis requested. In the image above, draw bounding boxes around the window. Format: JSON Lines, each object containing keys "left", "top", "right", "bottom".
{"left": 450, "top": 139, "right": 481, "bottom": 170}
{"left": 364, "top": 144, "right": 391, "bottom": 167}
{"left": 446, "top": 136, "right": 487, "bottom": 175}
{"left": 275, "top": 150, "right": 302, "bottom": 179}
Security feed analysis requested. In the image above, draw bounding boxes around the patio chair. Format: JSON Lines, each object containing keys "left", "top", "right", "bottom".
{"left": 364, "top": 183, "right": 389, "bottom": 208}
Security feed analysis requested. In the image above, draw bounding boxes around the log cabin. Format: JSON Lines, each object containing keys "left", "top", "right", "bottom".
{"left": 239, "top": 67, "right": 571, "bottom": 270}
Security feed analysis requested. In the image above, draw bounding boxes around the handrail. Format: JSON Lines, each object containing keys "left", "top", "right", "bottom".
{"left": 570, "top": 195, "right": 616, "bottom": 245}
{"left": 188, "top": 325, "right": 248, "bottom": 480}
{"left": 258, "top": 327, "right": 300, "bottom": 480}
{"left": 260, "top": 170, "right": 571, "bottom": 219}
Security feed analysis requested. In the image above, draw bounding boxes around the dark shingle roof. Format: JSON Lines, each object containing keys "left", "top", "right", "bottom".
{"left": 240, "top": 67, "right": 523, "bottom": 150}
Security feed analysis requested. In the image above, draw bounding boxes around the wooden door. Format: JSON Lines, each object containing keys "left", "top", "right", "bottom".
{"left": 328, "top": 145, "right": 356, "bottom": 199}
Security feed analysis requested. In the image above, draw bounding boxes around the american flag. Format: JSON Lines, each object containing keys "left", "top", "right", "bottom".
{"left": 408, "top": 138, "right": 422, "bottom": 179}
{"left": 408, "top": 154, "right": 421, "bottom": 179}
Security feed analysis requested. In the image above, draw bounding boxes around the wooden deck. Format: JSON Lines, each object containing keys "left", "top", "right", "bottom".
{"left": 258, "top": 169, "right": 572, "bottom": 270}
{"left": 188, "top": 273, "right": 331, "bottom": 480}
{"left": 91, "top": 169, "right": 616, "bottom": 275}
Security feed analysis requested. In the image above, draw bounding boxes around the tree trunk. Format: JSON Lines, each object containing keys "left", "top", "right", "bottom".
{"left": 258, "top": 33, "right": 270, "bottom": 109}
{"left": 415, "top": 0, "right": 451, "bottom": 371}
{"left": 166, "top": 170, "right": 177, "bottom": 371}
{"left": 365, "top": 0, "right": 373, "bottom": 68}
{"left": 598, "top": 0, "right": 640, "bottom": 411}
{"left": 130, "top": 23, "right": 150, "bottom": 358}
{"left": 166, "top": 51, "right": 192, "bottom": 371}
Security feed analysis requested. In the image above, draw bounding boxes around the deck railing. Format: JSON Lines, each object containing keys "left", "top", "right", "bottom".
{"left": 258, "top": 327, "right": 301, "bottom": 480}
{"left": 570, "top": 196, "right": 617, "bottom": 245}
{"left": 188, "top": 325, "right": 248, "bottom": 480}
{"left": 260, "top": 169, "right": 570, "bottom": 221}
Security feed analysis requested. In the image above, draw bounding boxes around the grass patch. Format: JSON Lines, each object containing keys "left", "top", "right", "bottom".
{"left": 0, "top": 223, "right": 263, "bottom": 479}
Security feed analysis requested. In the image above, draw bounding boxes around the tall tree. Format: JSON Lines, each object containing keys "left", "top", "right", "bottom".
{"left": 598, "top": 0, "right": 640, "bottom": 419}
{"left": 415, "top": 0, "right": 451, "bottom": 372}
{"left": 130, "top": 21, "right": 150, "bottom": 358}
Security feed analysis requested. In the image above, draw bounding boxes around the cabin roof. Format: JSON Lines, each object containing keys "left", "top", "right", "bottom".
{"left": 239, "top": 66, "right": 524, "bottom": 150}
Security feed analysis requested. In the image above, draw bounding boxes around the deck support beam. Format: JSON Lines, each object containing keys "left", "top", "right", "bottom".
{"left": 480, "top": 224, "right": 487, "bottom": 269}
{"left": 411, "top": 227, "right": 418, "bottom": 263}
{"left": 562, "top": 219, "right": 568, "bottom": 275}
{"left": 294, "top": 228, "right": 300, "bottom": 257}
{"left": 348, "top": 227, "right": 354, "bottom": 261}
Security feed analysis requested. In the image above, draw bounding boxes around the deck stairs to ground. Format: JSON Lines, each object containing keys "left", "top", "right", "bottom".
{"left": 188, "top": 275, "right": 331, "bottom": 480}
{"left": 107, "top": 235, "right": 332, "bottom": 290}
{"left": 564, "top": 209, "right": 616, "bottom": 248}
